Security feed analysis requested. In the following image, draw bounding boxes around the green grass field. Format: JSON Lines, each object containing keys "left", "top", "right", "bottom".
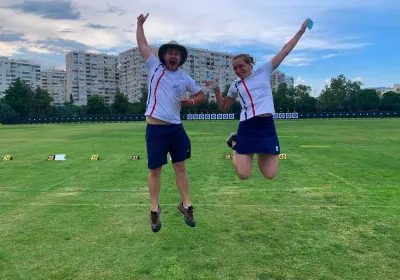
{"left": 0, "top": 119, "right": 399, "bottom": 280}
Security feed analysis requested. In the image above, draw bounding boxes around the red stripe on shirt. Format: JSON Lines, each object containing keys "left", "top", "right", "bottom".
{"left": 150, "top": 69, "right": 166, "bottom": 116}
{"left": 242, "top": 80, "right": 256, "bottom": 116}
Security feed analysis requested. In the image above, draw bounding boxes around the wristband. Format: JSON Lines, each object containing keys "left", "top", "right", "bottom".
{"left": 191, "top": 99, "right": 195, "bottom": 106}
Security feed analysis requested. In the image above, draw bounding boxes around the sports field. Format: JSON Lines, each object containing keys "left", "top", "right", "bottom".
{"left": 0, "top": 119, "right": 399, "bottom": 280}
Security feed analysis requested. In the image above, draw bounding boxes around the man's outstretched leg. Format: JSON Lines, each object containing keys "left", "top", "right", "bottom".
{"left": 170, "top": 124, "right": 195, "bottom": 227}
{"left": 148, "top": 167, "right": 162, "bottom": 232}
{"left": 145, "top": 123, "right": 169, "bottom": 233}
{"left": 173, "top": 161, "right": 195, "bottom": 227}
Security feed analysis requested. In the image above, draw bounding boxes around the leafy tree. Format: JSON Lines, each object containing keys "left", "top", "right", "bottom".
{"left": 379, "top": 91, "right": 400, "bottom": 111}
{"left": 346, "top": 79, "right": 363, "bottom": 111}
{"left": 0, "top": 102, "right": 19, "bottom": 123}
{"left": 222, "top": 84, "right": 230, "bottom": 97}
{"left": 274, "top": 83, "right": 295, "bottom": 112}
{"left": 317, "top": 75, "right": 362, "bottom": 112}
{"left": 2, "top": 78, "right": 33, "bottom": 117}
{"left": 129, "top": 103, "right": 142, "bottom": 114}
{"left": 294, "top": 85, "right": 317, "bottom": 112}
{"left": 87, "top": 95, "right": 110, "bottom": 115}
{"left": 207, "top": 101, "right": 219, "bottom": 113}
{"left": 230, "top": 101, "right": 242, "bottom": 114}
{"left": 139, "top": 87, "right": 148, "bottom": 114}
{"left": 112, "top": 87, "right": 131, "bottom": 114}
{"left": 73, "top": 105, "right": 88, "bottom": 116}
{"left": 52, "top": 105, "right": 73, "bottom": 117}
{"left": 358, "top": 88, "right": 380, "bottom": 111}
{"left": 30, "top": 87, "right": 53, "bottom": 117}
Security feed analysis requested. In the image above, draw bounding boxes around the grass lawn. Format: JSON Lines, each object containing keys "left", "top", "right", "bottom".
{"left": 0, "top": 119, "right": 399, "bottom": 280}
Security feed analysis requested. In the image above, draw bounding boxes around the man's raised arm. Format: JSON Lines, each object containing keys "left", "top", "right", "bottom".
{"left": 136, "top": 13, "right": 151, "bottom": 61}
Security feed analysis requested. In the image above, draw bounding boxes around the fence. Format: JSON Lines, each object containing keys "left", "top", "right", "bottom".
{"left": 2, "top": 111, "right": 399, "bottom": 124}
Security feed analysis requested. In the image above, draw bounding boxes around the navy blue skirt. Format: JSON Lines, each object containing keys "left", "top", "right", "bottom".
{"left": 235, "top": 116, "right": 280, "bottom": 155}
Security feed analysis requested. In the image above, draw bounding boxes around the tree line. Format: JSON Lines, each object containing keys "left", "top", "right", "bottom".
{"left": 1, "top": 75, "right": 399, "bottom": 122}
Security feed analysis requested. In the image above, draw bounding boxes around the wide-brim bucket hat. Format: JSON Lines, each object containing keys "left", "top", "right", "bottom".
{"left": 158, "top": 40, "right": 188, "bottom": 67}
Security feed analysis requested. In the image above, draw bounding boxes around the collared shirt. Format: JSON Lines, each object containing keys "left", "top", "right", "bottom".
{"left": 144, "top": 55, "right": 201, "bottom": 124}
{"left": 227, "top": 60, "right": 275, "bottom": 121}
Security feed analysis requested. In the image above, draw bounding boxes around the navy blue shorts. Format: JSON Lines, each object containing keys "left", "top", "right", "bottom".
{"left": 235, "top": 116, "right": 280, "bottom": 155}
{"left": 145, "top": 123, "right": 191, "bottom": 170}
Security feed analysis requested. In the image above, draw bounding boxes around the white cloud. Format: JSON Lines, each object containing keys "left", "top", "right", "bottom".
{"left": 352, "top": 77, "right": 363, "bottom": 82}
{"left": 0, "top": 42, "right": 23, "bottom": 56}
{"left": 54, "top": 64, "right": 66, "bottom": 71}
{"left": 282, "top": 54, "right": 316, "bottom": 66}
{"left": 0, "top": 0, "right": 392, "bottom": 92}
{"left": 0, "top": 6, "right": 129, "bottom": 52}
{"left": 322, "top": 53, "right": 341, "bottom": 59}
{"left": 324, "top": 78, "right": 332, "bottom": 86}
{"left": 0, "top": 0, "right": 379, "bottom": 58}
{"left": 295, "top": 76, "right": 306, "bottom": 86}
{"left": 260, "top": 54, "right": 275, "bottom": 64}
{"left": 26, "top": 45, "right": 53, "bottom": 54}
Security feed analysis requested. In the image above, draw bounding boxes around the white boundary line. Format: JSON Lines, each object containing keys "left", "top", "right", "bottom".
{"left": 0, "top": 203, "right": 398, "bottom": 209}
{"left": 0, "top": 187, "right": 345, "bottom": 193}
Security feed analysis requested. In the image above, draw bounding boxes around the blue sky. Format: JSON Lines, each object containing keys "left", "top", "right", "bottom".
{"left": 0, "top": 0, "right": 399, "bottom": 96}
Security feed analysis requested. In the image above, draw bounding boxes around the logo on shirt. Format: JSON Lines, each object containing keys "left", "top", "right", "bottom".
{"left": 173, "top": 83, "right": 186, "bottom": 96}
{"left": 253, "top": 68, "right": 263, "bottom": 76}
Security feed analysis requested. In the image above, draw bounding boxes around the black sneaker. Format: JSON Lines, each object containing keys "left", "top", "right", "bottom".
{"left": 150, "top": 205, "right": 161, "bottom": 233}
{"left": 226, "top": 132, "right": 237, "bottom": 148}
{"left": 178, "top": 202, "right": 195, "bottom": 227}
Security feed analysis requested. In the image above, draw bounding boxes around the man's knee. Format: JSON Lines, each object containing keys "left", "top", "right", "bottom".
{"left": 149, "top": 167, "right": 162, "bottom": 177}
{"left": 172, "top": 161, "right": 186, "bottom": 174}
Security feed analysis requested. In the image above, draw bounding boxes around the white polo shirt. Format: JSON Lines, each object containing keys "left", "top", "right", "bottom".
{"left": 144, "top": 55, "right": 201, "bottom": 124}
{"left": 227, "top": 60, "right": 275, "bottom": 121}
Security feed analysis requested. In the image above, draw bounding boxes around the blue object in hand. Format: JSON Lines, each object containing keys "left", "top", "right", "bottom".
{"left": 308, "top": 19, "right": 314, "bottom": 30}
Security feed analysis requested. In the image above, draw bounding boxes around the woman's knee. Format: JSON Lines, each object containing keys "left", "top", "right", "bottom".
{"left": 260, "top": 162, "right": 278, "bottom": 179}
{"left": 237, "top": 172, "right": 251, "bottom": 180}
{"left": 234, "top": 164, "right": 252, "bottom": 180}
{"left": 262, "top": 170, "right": 277, "bottom": 180}
{"left": 234, "top": 154, "right": 253, "bottom": 180}
{"left": 257, "top": 155, "right": 278, "bottom": 180}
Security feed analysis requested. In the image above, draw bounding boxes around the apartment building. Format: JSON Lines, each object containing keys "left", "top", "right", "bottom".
{"left": 181, "top": 47, "right": 236, "bottom": 101}
{"left": 270, "top": 69, "right": 295, "bottom": 91}
{"left": 41, "top": 68, "right": 67, "bottom": 106}
{"left": 390, "top": 84, "right": 400, "bottom": 93}
{"left": 285, "top": 76, "right": 294, "bottom": 88}
{"left": 66, "top": 51, "right": 118, "bottom": 106}
{"left": 118, "top": 46, "right": 237, "bottom": 103}
{"left": 0, "top": 57, "right": 41, "bottom": 97}
{"left": 118, "top": 46, "right": 158, "bottom": 102}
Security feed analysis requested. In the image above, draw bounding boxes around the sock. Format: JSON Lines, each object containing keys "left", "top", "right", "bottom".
{"left": 151, "top": 205, "right": 160, "bottom": 212}
{"left": 231, "top": 145, "right": 238, "bottom": 159}
{"left": 183, "top": 203, "right": 191, "bottom": 209}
